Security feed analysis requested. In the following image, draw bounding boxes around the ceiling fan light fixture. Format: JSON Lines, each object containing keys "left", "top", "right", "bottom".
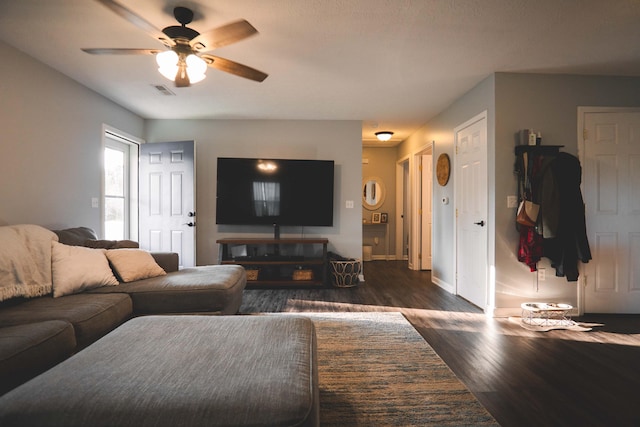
{"left": 185, "top": 54, "right": 207, "bottom": 84}
{"left": 156, "top": 50, "right": 179, "bottom": 80}
{"left": 375, "top": 131, "right": 394, "bottom": 141}
{"left": 156, "top": 51, "right": 207, "bottom": 85}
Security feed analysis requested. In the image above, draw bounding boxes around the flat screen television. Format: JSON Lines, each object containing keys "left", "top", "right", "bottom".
{"left": 216, "top": 157, "right": 335, "bottom": 228}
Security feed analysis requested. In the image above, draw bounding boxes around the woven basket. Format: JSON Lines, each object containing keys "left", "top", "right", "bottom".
{"left": 330, "top": 259, "right": 362, "bottom": 288}
{"left": 292, "top": 269, "right": 314, "bottom": 281}
{"left": 245, "top": 269, "right": 259, "bottom": 281}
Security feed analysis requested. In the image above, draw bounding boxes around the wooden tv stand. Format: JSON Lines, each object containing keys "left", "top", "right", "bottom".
{"left": 216, "top": 238, "right": 328, "bottom": 287}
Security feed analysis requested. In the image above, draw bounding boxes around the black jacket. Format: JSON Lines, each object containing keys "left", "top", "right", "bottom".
{"left": 542, "top": 152, "right": 591, "bottom": 281}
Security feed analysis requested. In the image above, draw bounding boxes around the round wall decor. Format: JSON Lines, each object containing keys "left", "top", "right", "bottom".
{"left": 436, "top": 153, "right": 450, "bottom": 186}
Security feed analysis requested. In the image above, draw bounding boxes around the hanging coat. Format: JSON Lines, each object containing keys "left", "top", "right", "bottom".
{"left": 542, "top": 152, "right": 591, "bottom": 281}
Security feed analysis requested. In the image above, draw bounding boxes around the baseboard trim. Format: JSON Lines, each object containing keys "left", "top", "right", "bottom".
{"left": 431, "top": 276, "right": 454, "bottom": 294}
{"left": 492, "top": 307, "right": 521, "bottom": 318}
{"left": 370, "top": 255, "right": 397, "bottom": 261}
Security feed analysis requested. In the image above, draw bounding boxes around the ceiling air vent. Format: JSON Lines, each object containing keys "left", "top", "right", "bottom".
{"left": 152, "top": 84, "right": 175, "bottom": 96}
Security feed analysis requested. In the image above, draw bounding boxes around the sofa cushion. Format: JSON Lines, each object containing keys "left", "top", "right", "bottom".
{"left": 0, "top": 225, "right": 57, "bottom": 302}
{"left": 84, "top": 239, "right": 139, "bottom": 249}
{"left": 51, "top": 241, "right": 119, "bottom": 297}
{"left": 0, "top": 315, "right": 319, "bottom": 427}
{"left": 105, "top": 249, "right": 166, "bottom": 282}
{"left": 89, "top": 265, "right": 246, "bottom": 315}
{"left": 0, "top": 320, "right": 76, "bottom": 396}
{"left": 151, "top": 252, "right": 179, "bottom": 273}
{"left": 52, "top": 227, "right": 97, "bottom": 246}
{"left": 0, "top": 293, "right": 132, "bottom": 348}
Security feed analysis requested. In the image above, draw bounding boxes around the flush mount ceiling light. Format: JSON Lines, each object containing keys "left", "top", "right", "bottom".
{"left": 375, "top": 131, "right": 394, "bottom": 141}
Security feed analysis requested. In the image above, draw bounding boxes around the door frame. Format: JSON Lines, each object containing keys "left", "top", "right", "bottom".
{"left": 411, "top": 144, "right": 433, "bottom": 270}
{"left": 139, "top": 140, "right": 196, "bottom": 268}
{"left": 395, "top": 155, "right": 410, "bottom": 262}
{"left": 453, "top": 111, "right": 490, "bottom": 310}
{"left": 101, "top": 124, "right": 142, "bottom": 241}
{"left": 397, "top": 142, "right": 434, "bottom": 271}
{"left": 577, "top": 106, "right": 640, "bottom": 315}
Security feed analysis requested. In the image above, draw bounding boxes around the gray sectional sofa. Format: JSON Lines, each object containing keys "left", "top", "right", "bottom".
{"left": 0, "top": 224, "right": 247, "bottom": 395}
{"left": 0, "top": 224, "right": 319, "bottom": 427}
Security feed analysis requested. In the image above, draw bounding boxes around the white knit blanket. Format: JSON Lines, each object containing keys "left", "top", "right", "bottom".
{"left": 0, "top": 224, "right": 58, "bottom": 301}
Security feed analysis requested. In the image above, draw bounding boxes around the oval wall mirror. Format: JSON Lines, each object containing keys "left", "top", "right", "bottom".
{"left": 362, "top": 177, "right": 385, "bottom": 210}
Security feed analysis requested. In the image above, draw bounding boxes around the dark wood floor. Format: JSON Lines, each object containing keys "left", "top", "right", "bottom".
{"left": 239, "top": 260, "right": 640, "bottom": 427}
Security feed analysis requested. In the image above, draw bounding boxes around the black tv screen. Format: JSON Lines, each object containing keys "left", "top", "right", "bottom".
{"left": 216, "top": 157, "right": 334, "bottom": 227}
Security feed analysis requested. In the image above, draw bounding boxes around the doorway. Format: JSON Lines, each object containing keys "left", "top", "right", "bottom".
{"left": 454, "top": 112, "right": 488, "bottom": 309}
{"left": 395, "top": 146, "right": 433, "bottom": 271}
{"left": 579, "top": 107, "right": 640, "bottom": 313}
{"left": 139, "top": 141, "right": 196, "bottom": 268}
{"left": 413, "top": 146, "right": 433, "bottom": 270}
{"left": 396, "top": 157, "right": 410, "bottom": 262}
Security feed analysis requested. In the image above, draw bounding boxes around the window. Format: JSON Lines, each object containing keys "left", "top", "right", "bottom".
{"left": 103, "top": 128, "right": 139, "bottom": 240}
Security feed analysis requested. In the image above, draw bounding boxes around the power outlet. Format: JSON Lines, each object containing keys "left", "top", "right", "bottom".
{"left": 537, "top": 268, "right": 546, "bottom": 281}
{"left": 345, "top": 200, "right": 354, "bottom": 209}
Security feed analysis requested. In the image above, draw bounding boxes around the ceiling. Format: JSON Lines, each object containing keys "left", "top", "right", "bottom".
{"left": 1, "top": 0, "right": 639, "bottom": 145}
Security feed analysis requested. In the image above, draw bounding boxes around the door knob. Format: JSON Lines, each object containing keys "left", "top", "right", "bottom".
{"left": 184, "top": 222, "right": 196, "bottom": 227}
{"left": 474, "top": 220, "right": 485, "bottom": 227}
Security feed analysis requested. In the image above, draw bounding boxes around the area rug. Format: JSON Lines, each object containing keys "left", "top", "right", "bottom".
{"left": 285, "top": 312, "right": 499, "bottom": 426}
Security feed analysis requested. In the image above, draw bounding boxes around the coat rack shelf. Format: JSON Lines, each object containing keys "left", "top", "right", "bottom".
{"left": 515, "top": 145, "right": 564, "bottom": 156}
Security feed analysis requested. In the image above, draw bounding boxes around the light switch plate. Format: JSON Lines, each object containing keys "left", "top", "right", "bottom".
{"left": 91, "top": 197, "right": 99, "bottom": 208}
{"left": 507, "top": 195, "right": 518, "bottom": 208}
{"left": 346, "top": 200, "right": 354, "bottom": 209}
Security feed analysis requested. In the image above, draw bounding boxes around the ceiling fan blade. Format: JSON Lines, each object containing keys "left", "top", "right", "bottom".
{"left": 82, "top": 48, "right": 162, "bottom": 55}
{"left": 190, "top": 20, "right": 257, "bottom": 52}
{"left": 95, "top": 0, "right": 174, "bottom": 47}
{"left": 200, "top": 54, "right": 268, "bottom": 82}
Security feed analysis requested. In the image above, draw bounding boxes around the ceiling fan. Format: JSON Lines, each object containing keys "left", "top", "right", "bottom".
{"left": 83, "top": 0, "right": 268, "bottom": 87}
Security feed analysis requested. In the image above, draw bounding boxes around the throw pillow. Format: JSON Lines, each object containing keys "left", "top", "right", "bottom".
{"left": 105, "top": 249, "right": 167, "bottom": 283}
{"left": 51, "top": 241, "right": 119, "bottom": 298}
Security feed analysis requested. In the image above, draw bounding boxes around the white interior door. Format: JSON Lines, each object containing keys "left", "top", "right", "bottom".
{"left": 395, "top": 158, "right": 410, "bottom": 262}
{"left": 139, "top": 141, "right": 196, "bottom": 268}
{"left": 403, "top": 160, "right": 410, "bottom": 260}
{"left": 455, "top": 113, "right": 488, "bottom": 309}
{"left": 420, "top": 154, "right": 432, "bottom": 270}
{"left": 583, "top": 110, "right": 640, "bottom": 313}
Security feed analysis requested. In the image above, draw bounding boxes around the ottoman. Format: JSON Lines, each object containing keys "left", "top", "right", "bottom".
{"left": 0, "top": 315, "right": 319, "bottom": 427}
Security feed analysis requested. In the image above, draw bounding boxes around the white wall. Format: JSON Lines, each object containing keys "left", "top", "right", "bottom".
{"left": 144, "top": 119, "right": 362, "bottom": 265}
{"left": 398, "top": 75, "right": 495, "bottom": 291}
{"left": 400, "top": 72, "right": 640, "bottom": 315}
{"left": 0, "top": 40, "right": 362, "bottom": 265}
{"left": 494, "top": 73, "right": 640, "bottom": 313}
{"left": 0, "top": 41, "right": 144, "bottom": 232}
